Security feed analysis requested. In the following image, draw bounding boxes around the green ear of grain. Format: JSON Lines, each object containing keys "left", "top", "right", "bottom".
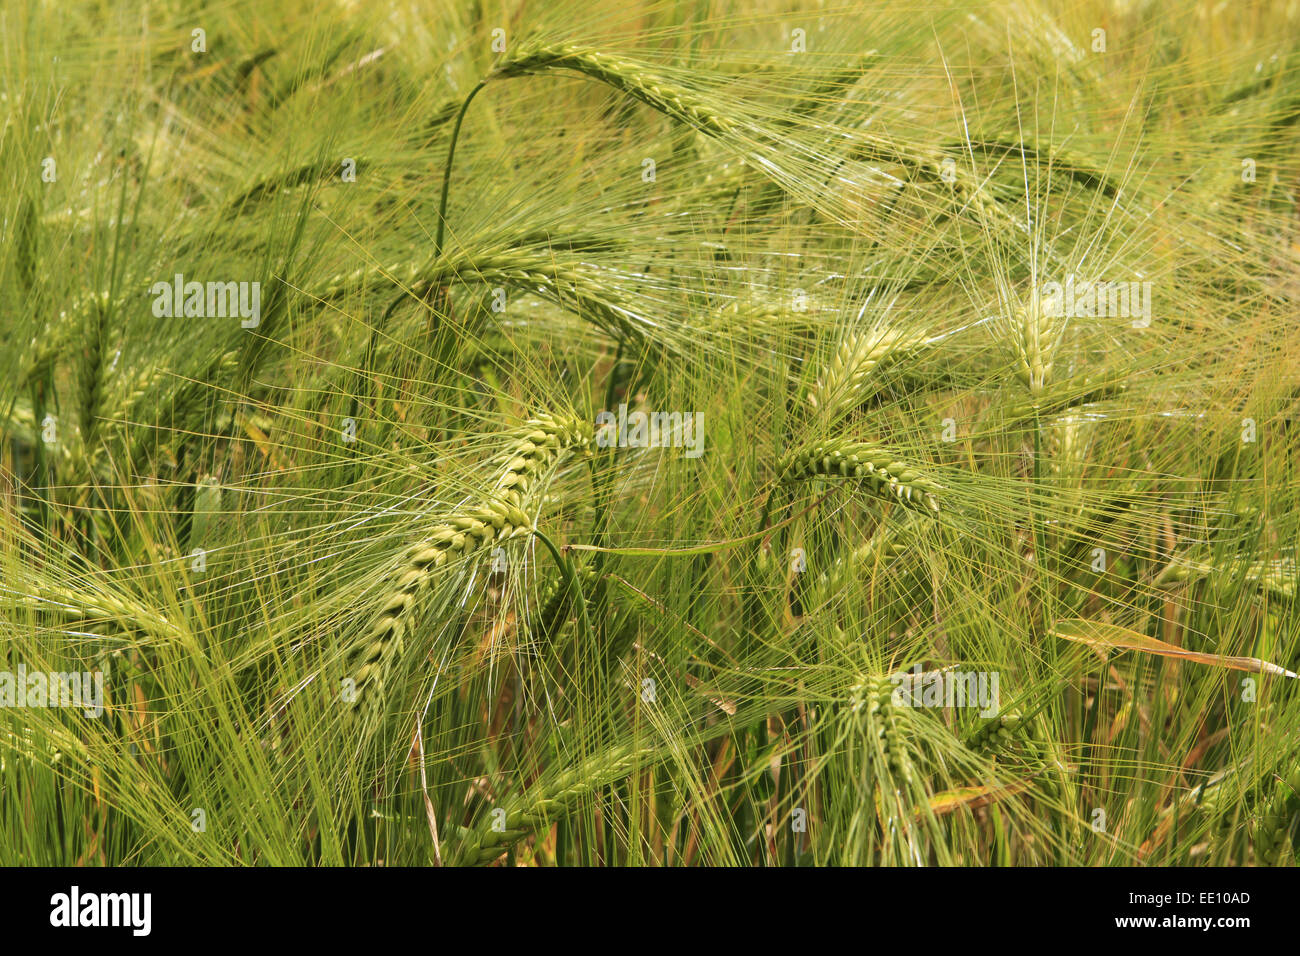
{"left": 317, "top": 249, "right": 652, "bottom": 345}
{"left": 530, "top": 560, "right": 598, "bottom": 643}
{"left": 964, "top": 711, "right": 1025, "bottom": 754}
{"left": 491, "top": 43, "right": 738, "bottom": 138}
{"left": 779, "top": 438, "right": 942, "bottom": 515}
{"left": 1252, "top": 767, "right": 1300, "bottom": 865}
{"left": 449, "top": 734, "right": 672, "bottom": 865}
{"left": 853, "top": 674, "right": 913, "bottom": 784}
{"left": 1011, "top": 302, "right": 1059, "bottom": 395}
{"left": 1003, "top": 371, "right": 1127, "bottom": 425}
{"left": 1156, "top": 553, "right": 1296, "bottom": 602}
{"left": 808, "top": 326, "right": 930, "bottom": 421}
{"left": 347, "top": 414, "right": 592, "bottom": 720}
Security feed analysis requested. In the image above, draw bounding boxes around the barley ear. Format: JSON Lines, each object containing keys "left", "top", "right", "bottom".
{"left": 1251, "top": 767, "right": 1300, "bottom": 865}
{"left": 1011, "top": 300, "right": 1058, "bottom": 395}
{"left": 492, "top": 43, "right": 737, "bottom": 138}
{"left": 346, "top": 414, "right": 592, "bottom": 721}
{"left": 530, "top": 560, "right": 598, "bottom": 643}
{"left": 449, "top": 739, "right": 648, "bottom": 865}
{"left": 852, "top": 674, "right": 912, "bottom": 784}
{"left": 964, "top": 710, "right": 1025, "bottom": 754}
{"left": 808, "top": 326, "right": 929, "bottom": 421}
{"left": 779, "top": 438, "right": 942, "bottom": 515}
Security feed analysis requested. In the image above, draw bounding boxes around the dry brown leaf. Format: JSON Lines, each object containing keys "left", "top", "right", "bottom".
{"left": 1052, "top": 619, "right": 1298, "bottom": 678}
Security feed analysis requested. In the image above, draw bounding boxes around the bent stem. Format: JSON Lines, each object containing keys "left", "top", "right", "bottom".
{"left": 533, "top": 528, "right": 594, "bottom": 656}
{"left": 434, "top": 79, "right": 488, "bottom": 261}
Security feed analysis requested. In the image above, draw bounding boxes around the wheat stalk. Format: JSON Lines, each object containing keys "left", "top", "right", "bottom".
{"left": 347, "top": 413, "right": 592, "bottom": 716}
{"left": 779, "top": 439, "right": 942, "bottom": 515}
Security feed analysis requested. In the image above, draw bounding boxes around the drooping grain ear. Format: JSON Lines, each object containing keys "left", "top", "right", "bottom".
{"left": 490, "top": 44, "right": 740, "bottom": 138}
{"left": 779, "top": 438, "right": 942, "bottom": 515}
{"left": 5, "top": 567, "right": 183, "bottom": 645}
{"left": 316, "top": 250, "right": 656, "bottom": 347}
{"left": 346, "top": 413, "right": 592, "bottom": 719}
{"left": 447, "top": 737, "right": 657, "bottom": 866}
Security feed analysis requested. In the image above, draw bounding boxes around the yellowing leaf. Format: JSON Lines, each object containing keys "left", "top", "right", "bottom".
{"left": 924, "top": 780, "right": 1031, "bottom": 817}
{"left": 1052, "top": 619, "right": 1298, "bottom": 679}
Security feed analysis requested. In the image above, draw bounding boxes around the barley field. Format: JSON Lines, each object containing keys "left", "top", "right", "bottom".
{"left": 2, "top": 0, "right": 1298, "bottom": 868}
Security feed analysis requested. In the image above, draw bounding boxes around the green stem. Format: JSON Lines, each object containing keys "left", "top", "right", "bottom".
{"left": 590, "top": 342, "right": 626, "bottom": 645}
{"left": 1032, "top": 412, "right": 1050, "bottom": 642}
{"left": 533, "top": 529, "right": 594, "bottom": 658}
{"left": 434, "top": 80, "right": 488, "bottom": 262}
